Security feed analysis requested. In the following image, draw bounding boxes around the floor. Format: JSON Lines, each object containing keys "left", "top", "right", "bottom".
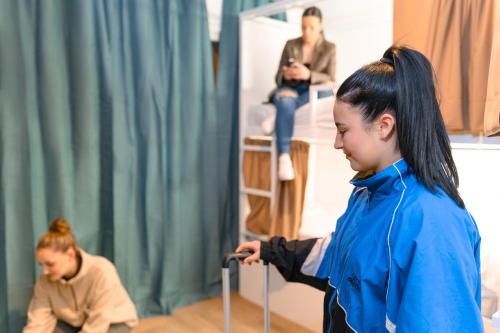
{"left": 132, "top": 293, "right": 314, "bottom": 333}
{"left": 130, "top": 293, "right": 499, "bottom": 333}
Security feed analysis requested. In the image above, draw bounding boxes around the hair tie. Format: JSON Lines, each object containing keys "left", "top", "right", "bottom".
{"left": 380, "top": 57, "right": 394, "bottom": 66}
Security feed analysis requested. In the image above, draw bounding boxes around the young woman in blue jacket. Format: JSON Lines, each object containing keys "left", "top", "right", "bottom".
{"left": 236, "top": 46, "right": 483, "bottom": 332}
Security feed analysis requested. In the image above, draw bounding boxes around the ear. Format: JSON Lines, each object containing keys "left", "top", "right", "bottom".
{"left": 377, "top": 112, "right": 396, "bottom": 140}
{"left": 66, "top": 247, "right": 76, "bottom": 259}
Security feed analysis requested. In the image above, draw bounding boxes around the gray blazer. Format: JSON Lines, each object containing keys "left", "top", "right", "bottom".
{"left": 275, "top": 36, "right": 336, "bottom": 86}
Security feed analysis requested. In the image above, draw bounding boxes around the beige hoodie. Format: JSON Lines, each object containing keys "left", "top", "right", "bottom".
{"left": 23, "top": 250, "right": 138, "bottom": 333}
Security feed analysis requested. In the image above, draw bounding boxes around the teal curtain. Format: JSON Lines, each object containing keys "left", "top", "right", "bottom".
{"left": 0, "top": 0, "right": 231, "bottom": 331}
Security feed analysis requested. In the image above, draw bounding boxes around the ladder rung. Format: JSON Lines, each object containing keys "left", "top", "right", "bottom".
{"left": 241, "top": 187, "right": 272, "bottom": 198}
{"left": 242, "top": 144, "right": 272, "bottom": 152}
{"left": 243, "top": 230, "right": 270, "bottom": 242}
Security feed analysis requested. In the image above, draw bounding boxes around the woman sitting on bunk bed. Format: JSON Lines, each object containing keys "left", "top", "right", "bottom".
{"left": 269, "top": 6, "right": 336, "bottom": 181}
{"left": 237, "top": 46, "right": 483, "bottom": 332}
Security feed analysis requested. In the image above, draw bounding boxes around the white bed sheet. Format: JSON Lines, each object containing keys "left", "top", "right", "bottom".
{"left": 245, "top": 96, "right": 336, "bottom": 140}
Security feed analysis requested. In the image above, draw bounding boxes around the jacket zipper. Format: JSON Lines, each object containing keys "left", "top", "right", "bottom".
{"left": 327, "top": 286, "right": 336, "bottom": 333}
{"left": 328, "top": 194, "right": 368, "bottom": 332}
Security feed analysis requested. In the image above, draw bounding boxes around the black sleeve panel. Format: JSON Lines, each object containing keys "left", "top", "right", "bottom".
{"left": 260, "top": 236, "right": 327, "bottom": 291}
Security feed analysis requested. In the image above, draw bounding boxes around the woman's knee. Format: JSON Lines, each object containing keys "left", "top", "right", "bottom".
{"left": 273, "top": 95, "right": 297, "bottom": 110}
{"left": 276, "top": 89, "right": 298, "bottom": 98}
{"left": 272, "top": 89, "right": 299, "bottom": 104}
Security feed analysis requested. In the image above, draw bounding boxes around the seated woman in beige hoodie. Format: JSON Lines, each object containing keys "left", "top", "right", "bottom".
{"left": 23, "top": 218, "right": 138, "bottom": 333}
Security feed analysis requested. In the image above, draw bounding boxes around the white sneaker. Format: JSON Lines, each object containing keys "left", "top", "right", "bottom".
{"left": 278, "top": 153, "right": 295, "bottom": 181}
{"left": 261, "top": 113, "right": 276, "bottom": 135}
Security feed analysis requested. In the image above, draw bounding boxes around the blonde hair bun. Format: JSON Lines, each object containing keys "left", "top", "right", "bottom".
{"left": 37, "top": 217, "right": 77, "bottom": 252}
{"left": 49, "top": 217, "right": 71, "bottom": 234}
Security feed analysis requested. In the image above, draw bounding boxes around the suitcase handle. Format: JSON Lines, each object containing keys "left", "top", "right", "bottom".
{"left": 222, "top": 251, "right": 253, "bottom": 268}
{"left": 222, "top": 252, "right": 270, "bottom": 333}
{"left": 222, "top": 252, "right": 269, "bottom": 268}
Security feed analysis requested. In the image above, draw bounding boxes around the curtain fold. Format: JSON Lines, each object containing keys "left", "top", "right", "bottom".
{"left": 0, "top": 0, "right": 232, "bottom": 331}
{"left": 394, "top": 0, "right": 497, "bottom": 135}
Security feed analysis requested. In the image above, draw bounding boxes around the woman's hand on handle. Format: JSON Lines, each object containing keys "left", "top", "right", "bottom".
{"left": 235, "top": 241, "right": 261, "bottom": 265}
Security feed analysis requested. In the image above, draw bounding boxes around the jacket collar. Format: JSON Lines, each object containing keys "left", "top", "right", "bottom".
{"left": 351, "top": 159, "right": 409, "bottom": 195}
{"left": 57, "top": 249, "right": 89, "bottom": 285}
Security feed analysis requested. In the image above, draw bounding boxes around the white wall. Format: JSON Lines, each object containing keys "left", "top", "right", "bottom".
{"left": 449, "top": 136, "right": 500, "bottom": 298}
{"left": 451, "top": 142, "right": 500, "bottom": 306}
{"left": 240, "top": 17, "right": 299, "bottom": 108}
{"left": 205, "top": 0, "right": 223, "bottom": 41}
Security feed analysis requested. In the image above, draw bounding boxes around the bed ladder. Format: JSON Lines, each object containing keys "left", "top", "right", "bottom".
{"left": 239, "top": 135, "right": 277, "bottom": 242}
{"left": 240, "top": 137, "right": 277, "bottom": 211}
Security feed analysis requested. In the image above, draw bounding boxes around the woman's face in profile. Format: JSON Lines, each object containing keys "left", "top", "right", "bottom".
{"left": 333, "top": 101, "right": 383, "bottom": 173}
{"left": 36, "top": 247, "right": 75, "bottom": 281}
{"left": 302, "top": 16, "right": 322, "bottom": 44}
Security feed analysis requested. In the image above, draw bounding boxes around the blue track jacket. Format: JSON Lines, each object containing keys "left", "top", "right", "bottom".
{"left": 260, "top": 159, "right": 483, "bottom": 332}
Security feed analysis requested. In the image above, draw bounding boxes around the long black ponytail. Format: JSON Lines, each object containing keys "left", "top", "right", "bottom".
{"left": 336, "top": 46, "right": 464, "bottom": 208}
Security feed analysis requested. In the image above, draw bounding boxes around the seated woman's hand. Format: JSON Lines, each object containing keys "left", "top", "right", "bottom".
{"left": 235, "top": 241, "right": 261, "bottom": 265}
{"left": 283, "top": 65, "right": 295, "bottom": 80}
{"left": 283, "top": 63, "right": 311, "bottom": 81}
{"left": 293, "top": 62, "right": 311, "bottom": 80}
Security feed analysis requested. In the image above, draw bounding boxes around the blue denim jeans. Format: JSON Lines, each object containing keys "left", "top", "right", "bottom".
{"left": 272, "top": 84, "right": 332, "bottom": 153}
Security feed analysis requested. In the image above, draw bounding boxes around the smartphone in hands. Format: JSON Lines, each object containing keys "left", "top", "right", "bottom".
{"left": 286, "top": 57, "right": 296, "bottom": 67}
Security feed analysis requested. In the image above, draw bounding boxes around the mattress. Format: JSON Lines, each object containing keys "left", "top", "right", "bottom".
{"left": 244, "top": 96, "right": 336, "bottom": 140}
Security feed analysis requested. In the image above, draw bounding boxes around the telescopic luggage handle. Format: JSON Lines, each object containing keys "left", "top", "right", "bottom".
{"left": 222, "top": 251, "right": 256, "bottom": 267}
{"left": 222, "top": 252, "right": 270, "bottom": 333}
